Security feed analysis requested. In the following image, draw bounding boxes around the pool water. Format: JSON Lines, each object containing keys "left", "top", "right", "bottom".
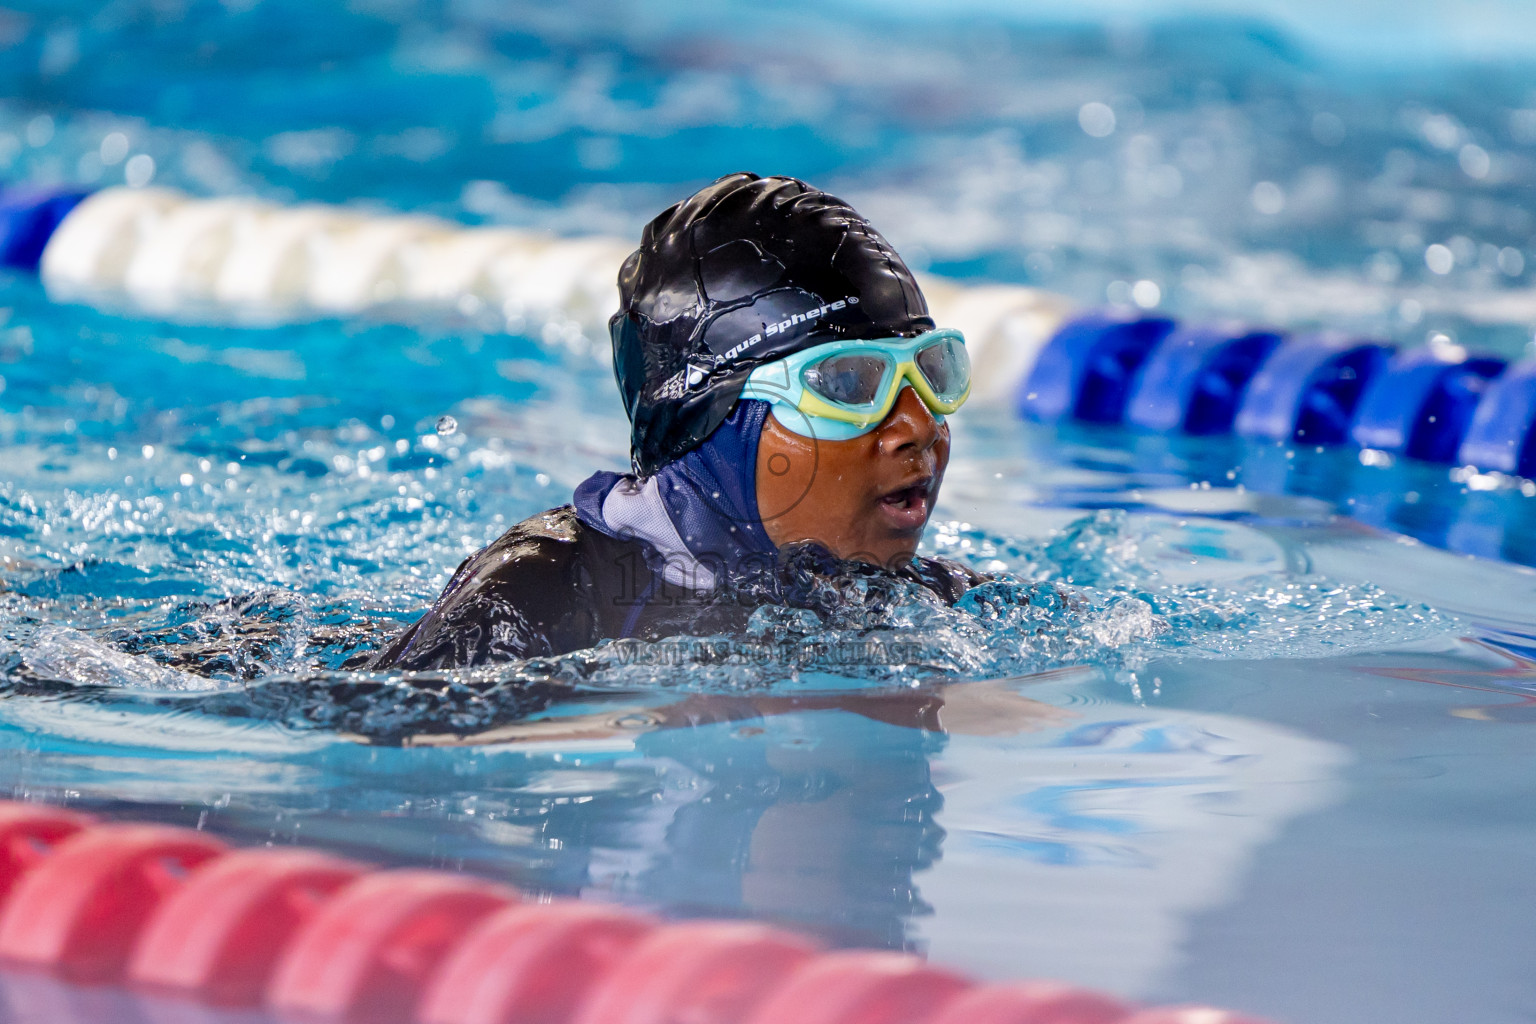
{"left": 3, "top": 3, "right": 1536, "bottom": 1022}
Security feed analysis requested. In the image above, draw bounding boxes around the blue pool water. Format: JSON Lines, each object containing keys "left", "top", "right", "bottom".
{"left": 3, "top": 3, "right": 1536, "bottom": 1022}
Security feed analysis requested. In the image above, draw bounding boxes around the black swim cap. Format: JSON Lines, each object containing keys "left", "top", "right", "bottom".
{"left": 610, "top": 172, "right": 934, "bottom": 475}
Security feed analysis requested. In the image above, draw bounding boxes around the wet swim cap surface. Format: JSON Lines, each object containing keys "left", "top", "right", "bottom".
{"left": 611, "top": 172, "right": 934, "bottom": 475}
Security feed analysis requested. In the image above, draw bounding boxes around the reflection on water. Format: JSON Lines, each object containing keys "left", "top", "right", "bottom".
{"left": 0, "top": 660, "right": 1347, "bottom": 992}
{"left": 917, "top": 694, "right": 1347, "bottom": 993}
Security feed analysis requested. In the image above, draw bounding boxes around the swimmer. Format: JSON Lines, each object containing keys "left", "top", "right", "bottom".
{"left": 368, "top": 172, "right": 982, "bottom": 670}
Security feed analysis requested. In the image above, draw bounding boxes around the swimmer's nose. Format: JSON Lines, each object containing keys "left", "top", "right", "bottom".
{"left": 876, "top": 385, "right": 943, "bottom": 456}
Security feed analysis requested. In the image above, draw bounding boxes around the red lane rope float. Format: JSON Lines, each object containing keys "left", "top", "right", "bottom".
{"left": 0, "top": 823, "right": 226, "bottom": 984}
{"left": 418, "top": 902, "right": 655, "bottom": 1024}
{"left": 266, "top": 870, "right": 519, "bottom": 1024}
{"left": 570, "top": 921, "right": 819, "bottom": 1024}
{"left": 0, "top": 801, "right": 1283, "bottom": 1024}
{"left": 129, "top": 847, "right": 367, "bottom": 1006}
{"left": 0, "top": 803, "right": 94, "bottom": 905}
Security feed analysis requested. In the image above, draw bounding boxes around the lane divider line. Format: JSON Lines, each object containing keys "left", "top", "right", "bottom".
{"left": 0, "top": 800, "right": 1278, "bottom": 1024}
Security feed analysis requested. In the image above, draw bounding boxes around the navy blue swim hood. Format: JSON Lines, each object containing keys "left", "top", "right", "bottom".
{"left": 610, "top": 171, "right": 934, "bottom": 476}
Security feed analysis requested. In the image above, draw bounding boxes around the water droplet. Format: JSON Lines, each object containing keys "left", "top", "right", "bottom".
{"left": 1251, "top": 180, "right": 1285, "bottom": 215}
{"left": 99, "top": 131, "right": 129, "bottom": 165}
{"left": 24, "top": 114, "right": 54, "bottom": 148}
{"left": 124, "top": 153, "right": 155, "bottom": 188}
{"left": 435, "top": 415, "right": 457, "bottom": 436}
{"left": 1131, "top": 280, "right": 1161, "bottom": 308}
{"left": 1458, "top": 143, "right": 1491, "bottom": 179}
{"left": 1078, "top": 101, "right": 1116, "bottom": 138}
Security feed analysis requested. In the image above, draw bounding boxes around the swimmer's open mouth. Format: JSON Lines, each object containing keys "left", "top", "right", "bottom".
{"left": 876, "top": 477, "right": 934, "bottom": 530}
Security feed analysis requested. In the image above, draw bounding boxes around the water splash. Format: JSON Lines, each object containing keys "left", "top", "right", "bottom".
{"left": 0, "top": 505, "right": 1454, "bottom": 743}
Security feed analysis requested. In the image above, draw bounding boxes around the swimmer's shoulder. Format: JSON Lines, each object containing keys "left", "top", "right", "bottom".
{"left": 474, "top": 504, "right": 652, "bottom": 579}
{"left": 469, "top": 504, "right": 588, "bottom": 577}
{"left": 450, "top": 504, "right": 648, "bottom": 605}
{"left": 368, "top": 506, "right": 649, "bottom": 669}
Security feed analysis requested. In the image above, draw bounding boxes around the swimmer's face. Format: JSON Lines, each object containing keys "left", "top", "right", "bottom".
{"left": 755, "top": 386, "right": 950, "bottom": 569}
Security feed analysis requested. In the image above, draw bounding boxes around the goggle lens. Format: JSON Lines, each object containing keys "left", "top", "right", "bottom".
{"left": 802, "top": 353, "right": 889, "bottom": 406}
{"left": 915, "top": 336, "right": 970, "bottom": 401}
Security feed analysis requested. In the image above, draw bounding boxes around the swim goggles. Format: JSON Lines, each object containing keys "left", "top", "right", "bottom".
{"left": 738, "top": 328, "right": 970, "bottom": 440}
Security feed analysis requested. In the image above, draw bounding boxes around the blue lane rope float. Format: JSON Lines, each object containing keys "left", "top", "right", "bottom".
{"left": 3, "top": 180, "right": 1536, "bottom": 487}
{"left": 1231, "top": 334, "right": 1393, "bottom": 445}
{"left": 1022, "top": 310, "right": 1536, "bottom": 481}
{"left": 1124, "top": 324, "right": 1283, "bottom": 435}
{"left": 0, "top": 185, "right": 90, "bottom": 272}
{"left": 1351, "top": 347, "right": 1507, "bottom": 463}
{"left": 1016, "top": 311, "right": 1176, "bottom": 423}
{"left": 1458, "top": 359, "right": 1536, "bottom": 478}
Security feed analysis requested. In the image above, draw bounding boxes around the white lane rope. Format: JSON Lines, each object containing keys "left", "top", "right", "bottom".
{"left": 40, "top": 186, "right": 1071, "bottom": 405}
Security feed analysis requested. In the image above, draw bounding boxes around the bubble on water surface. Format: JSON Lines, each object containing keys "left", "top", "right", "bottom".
{"left": 435, "top": 415, "right": 457, "bottom": 436}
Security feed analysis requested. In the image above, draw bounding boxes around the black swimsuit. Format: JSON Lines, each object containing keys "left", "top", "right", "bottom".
{"left": 367, "top": 505, "right": 981, "bottom": 670}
